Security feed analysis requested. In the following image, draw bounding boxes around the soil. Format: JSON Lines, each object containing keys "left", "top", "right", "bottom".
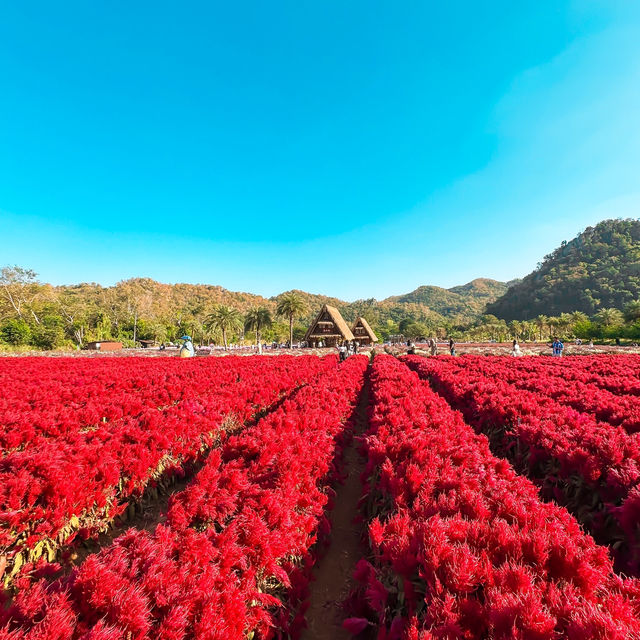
{"left": 301, "top": 385, "right": 370, "bottom": 640}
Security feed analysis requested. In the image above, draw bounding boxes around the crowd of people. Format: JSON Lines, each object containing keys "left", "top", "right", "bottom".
{"left": 402, "top": 337, "right": 457, "bottom": 357}
{"left": 400, "top": 336, "right": 573, "bottom": 359}
{"left": 174, "top": 334, "right": 583, "bottom": 360}
{"left": 337, "top": 340, "right": 360, "bottom": 361}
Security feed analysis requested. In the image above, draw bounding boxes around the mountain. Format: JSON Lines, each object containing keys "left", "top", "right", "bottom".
{"left": 271, "top": 279, "right": 514, "bottom": 328}
{"left": 42, "top": 276, "right": 512, "bottom": 335}
{"left": 486, "top": 219, "right": 640, "bottom": 321}
{"left": 384, "top": 278, "right": 515, "bottom": 319}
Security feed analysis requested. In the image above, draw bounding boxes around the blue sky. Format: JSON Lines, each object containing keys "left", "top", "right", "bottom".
{"left": 1, "top": 1, "right": 639, "bottom": 300}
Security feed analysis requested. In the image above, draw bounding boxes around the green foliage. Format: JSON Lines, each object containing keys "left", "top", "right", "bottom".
{"left": 624, "top": 321, "right": 640, "bottom": 340}
{"left": 572, "top": 320, "right": 596, "bottom": 339}
{"left": 264, "top": 321, "right": 289, "bottom": 343}
{"left": 403, "top": 322, "right": 430, "bottom": 339}
{"left": 594, "top": 307, "right": 624, "bottom": 328}
{"left": 275, "top": 293, "right": 308, "bottom": 324}
{"left": 486, "top": 219, "right": 640, "bottom": 320}
{"left": 0, "top": 318, "right": 32, "bottom": 345}
{"left": 377, "top": 319, "right": 399, "bottom": 342}
{"left": 30, "top": 316, "right": 65, "bottom": 350}
{"left": 245, "top": 306, "right": 272, "bottom": 335}
{"left": 624, "top": 300, "right": 640, "bottom": 323}
{"left": 292, "top": 324, "right": 307, "bottom": 341}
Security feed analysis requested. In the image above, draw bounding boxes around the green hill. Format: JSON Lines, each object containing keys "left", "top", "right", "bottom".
{"left": 486, "top": 219, "right": 640, "bottom": 321}
{"left": 280, "top": 278, "right": 514, "bottom": 328}
{"left": 385, "top": 278, "right": 514, "bottom": 318}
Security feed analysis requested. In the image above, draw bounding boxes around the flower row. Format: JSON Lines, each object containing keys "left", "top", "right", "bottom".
{"left": 0, "top": 357, "right": 302, "bottom": 451}
{"left": 505, "top": 354, "right": 640, "bottom": 396}
{"left": 345, "top": 355, "right": 640, "bottom": 639}
{"left": 450, "top": 355, "right": 640, "bottom": 434}
{"left": 0, "top": 355, "right": 368, "bottom": 639}
{"left": 405, "top": 355, "right": 640, "bottom": 575}
{"left": 0, "top": 356, "right": 336, "bottom": 582}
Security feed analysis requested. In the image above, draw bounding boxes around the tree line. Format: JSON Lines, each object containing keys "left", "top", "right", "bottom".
{"left": 367, "top": 305, "right": 640, "bottom": 344}
{"left": 0, "top": 266, "right": 311, "bottom": 350}
{"left": 453, "top": 306, "right": 640, "bottom": 343}
{"left": 2, "top": 264, "right": 639, "bottom": 350}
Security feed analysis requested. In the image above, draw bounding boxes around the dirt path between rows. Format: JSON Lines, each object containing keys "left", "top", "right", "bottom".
{"left": 301, "top": 384, "right": 369, "bottom": 640}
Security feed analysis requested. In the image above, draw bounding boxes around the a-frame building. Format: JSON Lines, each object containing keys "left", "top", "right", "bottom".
{"left": 305, "top": 305, "right": 354, "bottom": 347}
{"left": 352, "top": 317, "right": 378, "bottom": 345}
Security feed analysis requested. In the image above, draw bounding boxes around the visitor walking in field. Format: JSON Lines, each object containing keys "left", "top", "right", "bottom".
{"left": 449, "top": 338, "right": 456, "bottom": 356}
{"left": 429, "top": 338, "right": 438, "bottom": 356}
{"left": 552, "top": 337, "right": 564, "bottom": 357}
{"left": 179, "top": 335, "right": 195, "bottom": 358}
{"left": 338, "top": 342, "right": 347, "bottom": 362}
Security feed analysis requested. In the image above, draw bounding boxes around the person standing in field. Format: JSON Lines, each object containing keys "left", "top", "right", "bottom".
{"left": 449, "top": 338, "right": 456, "bottom": 356}
{"left": 511, "top": 339, "right": 521, "bottom": 357}
{"left": 429, "top": 338, "right": 438, "bottom": 356}
{"left": 338, "top": 342, "right": 347, "bottom": 362}
{"left": 179, "top": 335, "right": 195, "bottom": 358}
{"left": 552, "top": 337, "right": 564, "bottom": 357}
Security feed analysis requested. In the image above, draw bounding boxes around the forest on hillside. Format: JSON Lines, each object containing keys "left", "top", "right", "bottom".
{"left": 487, "top": 219, "right": 640, "bottom": 320}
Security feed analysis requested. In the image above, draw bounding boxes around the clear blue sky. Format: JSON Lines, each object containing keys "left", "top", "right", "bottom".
{"left": 1, "top": 1, "right": 639, "bottom": 300}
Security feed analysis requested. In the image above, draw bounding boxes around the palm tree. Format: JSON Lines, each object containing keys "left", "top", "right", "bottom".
{"left": 520, "top": 320, "right": 535, "bottom": 342}
{"left": 206, "top": 304, "right": 243, "bottom": 350}
{"left": 624, "top": 301, "right": 640, "bottom": 324}
{"left": 245, "top": 306, "right": 273, "bottom": 353}
{"left": 595, "top": 307, "right": 624, "bottom": 328}
{"left": 534, "top": 315, "right": 548, "bottom": 341}
{"left": 276, "top": 293, "right": 308, "bottom": 348}
{"left": 508, "top": 320, "right": 522, "bottom": 340}
{"left": 557, "top": 313, "right": 572, "bottom": 336}
{"left": 570, "top": 311, "right": 589, "bottom": 326}
{"left": 547, "top": 316, "right": 560, "bottom": 338}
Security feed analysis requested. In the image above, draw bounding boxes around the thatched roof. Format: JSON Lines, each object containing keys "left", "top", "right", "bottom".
{"left": 306, "top": 304, "right": 355, "bottom": 341}
{"left": 353, "top": 317, "right": 378, "bottom": 342}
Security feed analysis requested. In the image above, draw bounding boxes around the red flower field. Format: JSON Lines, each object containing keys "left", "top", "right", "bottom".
{"left": 2, "top": 353, "right": 640, "bottom": 639}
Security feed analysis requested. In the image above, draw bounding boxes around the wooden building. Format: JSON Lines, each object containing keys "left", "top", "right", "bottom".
{"left": 305, "top": 304, "right": 354, "bottom": 347}
{"left": 85, "top": 341, "right": 123, "bottom": 351}
{"left": 352, "top": 317, "right": 378, "bottom": 345}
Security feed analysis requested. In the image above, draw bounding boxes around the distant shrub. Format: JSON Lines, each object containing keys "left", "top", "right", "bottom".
{"left": 0, "top": 318, "right": 32, "bottom": 345}
{"left": 30, "top": 315, "right": 65, "bottom": 350}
